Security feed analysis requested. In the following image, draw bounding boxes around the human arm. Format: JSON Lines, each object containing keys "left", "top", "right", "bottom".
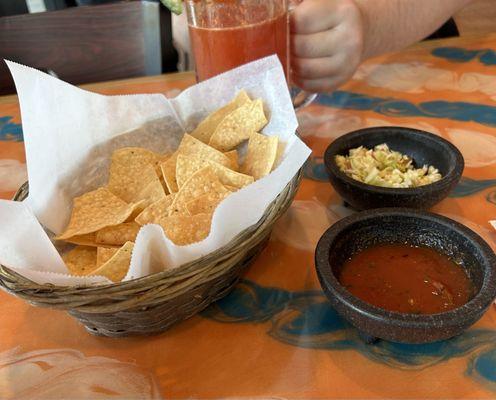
{"left": 291, "top": 0, "right": 474, "bottom": 92}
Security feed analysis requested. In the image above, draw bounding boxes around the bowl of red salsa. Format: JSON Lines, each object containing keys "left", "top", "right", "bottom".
{"left": 315, "top": 208, "right": 496, "bottom": 344}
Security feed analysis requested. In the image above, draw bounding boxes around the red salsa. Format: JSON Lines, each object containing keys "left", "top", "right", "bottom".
{"left": 338, "top": 244, "right": 474, "bottom": 314}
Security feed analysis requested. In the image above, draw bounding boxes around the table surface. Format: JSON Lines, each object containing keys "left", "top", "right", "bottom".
{"left": 1, "top": 34, "right": 496, "bottom": 399}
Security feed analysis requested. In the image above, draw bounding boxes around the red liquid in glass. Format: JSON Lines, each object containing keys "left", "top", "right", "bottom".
{"left": 189, "top": 11, "right": 288, "bottom": 81}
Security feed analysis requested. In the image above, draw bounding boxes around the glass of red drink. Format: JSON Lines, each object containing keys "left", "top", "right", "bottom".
{"left": 185, "top": 0, "right": 316, "bottom": 108}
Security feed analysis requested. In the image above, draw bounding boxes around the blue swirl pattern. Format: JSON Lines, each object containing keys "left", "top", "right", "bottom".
{"left": 317, "top": 91, "right": 496, "bottom": 128}
{"left": 203, "top": 279, "right": 496, "bottom": 390}
{"left": 450, "top": 177, "right": 496, "bottom": 197}
{"left": 0, "top": 116, "right": 23, "bottom": 142}
{"left": 303, "top": 156, "right": 328, "bottom": 182}
{"left": 432, "top": 47, "right": 496, "bottom": 66}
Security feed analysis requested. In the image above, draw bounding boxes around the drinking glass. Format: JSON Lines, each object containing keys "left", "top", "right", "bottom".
{"left": 185, "top": 0, "right": 316, "bottom": 109}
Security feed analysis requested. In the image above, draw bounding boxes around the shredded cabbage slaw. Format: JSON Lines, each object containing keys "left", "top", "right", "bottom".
{"left": 335, "top": 144, "right": 442, "bottom": 188}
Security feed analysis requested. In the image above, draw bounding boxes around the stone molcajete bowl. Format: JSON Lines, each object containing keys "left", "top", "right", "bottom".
{"left": 324, "top": 127, "right": 464, "bottom": 210}
{"left": 315, "top": 208, "right": 496, "bottom": 344}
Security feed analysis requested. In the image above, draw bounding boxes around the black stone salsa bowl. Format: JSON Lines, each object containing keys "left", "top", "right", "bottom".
{"left": 324, "top": 127, "right": 464, "bottom": 210}
{"left": 315, "top": 208, "right": 496, "bottom": 344}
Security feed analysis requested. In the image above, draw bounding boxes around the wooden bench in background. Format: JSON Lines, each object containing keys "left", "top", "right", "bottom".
{"left": 0, "top": 1, "right": 176, "bottom": 96}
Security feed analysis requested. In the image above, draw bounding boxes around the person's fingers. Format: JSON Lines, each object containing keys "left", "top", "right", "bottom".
{"left": 290, "top": 0, "right": 358, "bottom": 34}
{"left": 292, "top": 75, "right": 347, "bottom": 93}
{"left": 290, "top": 0, "right": 340, "bottom": 34}
{"left": 289, "top": 0, "right": 365, "bottom": 93}
{"left": 291, "top": 54, "right": 344, "bottom": 79}
{"left": 291, "top": 29, "right": 343, "bottom": 58}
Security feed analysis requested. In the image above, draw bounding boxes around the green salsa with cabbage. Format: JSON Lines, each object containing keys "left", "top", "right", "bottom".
{"left": 335, "top": 144, "right": 442, "bottom": 188}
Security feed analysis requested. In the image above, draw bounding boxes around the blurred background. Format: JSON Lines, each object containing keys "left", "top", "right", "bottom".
{"left": 0, "top": 0, "right": 184, "bottom": 95}
{"left": 0, "top": 0, "right": 495, "bottom": 96}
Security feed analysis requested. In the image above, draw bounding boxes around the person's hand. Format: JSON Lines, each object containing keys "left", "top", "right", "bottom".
{"left": 290, "top": 0, "right": 365, "bottom": 93}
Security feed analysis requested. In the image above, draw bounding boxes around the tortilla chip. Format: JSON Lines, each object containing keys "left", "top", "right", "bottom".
{"left": 155, "top": 152, "right": 172, "bottom": 176}
{"left": 210, "top": 161, "right": 254, "bottom": 188}
{"left": 185, "top": 191, "right": 229, "bottom": 215}
{"left": 169, "top": 166, "right": 228, "bottom": 215}
{"left": 126, "top": 199, "right": 147, "bottom": 222}
{"left": 111, "top": 147, "right": 159, "bottom": 166}
{"left": 160, "top": 152, "right": 179, "bottom": 193}
{"left": 158, "top": 213, "right": 212, "bottom": 245}
{"left": 178, "top": 134, "right": 232, "bottom": 168}
{"left": 108, "top": 161, "right": 160, "bottom": 204}
{"left": 135, "top": 194, "right": 175, "bottom": 225}
{"left": 62, "top": 246, "right": 98, "bottom": 276}
{"left": 108, "top": 147, "right": 164, "bottom": 203}
{"left": 90, "top": 242, "right": 134, "bottom": 282}
{"left": 191, "top": 90, "right": 251, "bottom": 143}
{"left": 224, "top": 185, "right": 238, "bottom": 192}
{"left": 96, "top": 247, "right": 119, "bottom": 267}
{"left": 241, "top": 133, "right": 279, "bottom": 180}
{"left": 159, "top": 176, "right": 169, "bottom": 195}
{"left": 56, "top": 188, "right": 137, "bottom": 240}
{"left": 273, "top": 140, "right": 286, "bottom": 170}
{"left": 208, "top": 98, "right": 268, "bottom": 151}
{"left": 224, "top": 150, "right": 239, "bottom": 170}
{"left": 176, "top": 154, "right": 253, "bottom": 189}
{"left": 136, "top": 178, "right": 166, "bottom": 208}
{"left": 175, "top": 154, "right": 205, "bottom": 189}
{"left": 95, "top": 222, "right": 141, "bottom": 246}
{"left": 63, "top": 232, "right": 98, "bottom": 247}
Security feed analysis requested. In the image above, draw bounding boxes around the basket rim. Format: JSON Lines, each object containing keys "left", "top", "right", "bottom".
{"left": 1, "top": 170, "right": 302, "bottom": 295}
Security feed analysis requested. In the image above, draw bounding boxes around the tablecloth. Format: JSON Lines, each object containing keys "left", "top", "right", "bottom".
{"left": 0, "top": 34, "right": 495, "bottom": 399}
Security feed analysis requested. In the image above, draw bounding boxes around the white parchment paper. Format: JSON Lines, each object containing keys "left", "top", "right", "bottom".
{"left": 0, "top": 56, "right": 311, "bottom": 285}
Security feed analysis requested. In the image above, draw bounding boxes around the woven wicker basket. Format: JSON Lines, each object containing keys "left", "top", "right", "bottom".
{"left": 0, "top": 171, "right": 301, "bottom": 337}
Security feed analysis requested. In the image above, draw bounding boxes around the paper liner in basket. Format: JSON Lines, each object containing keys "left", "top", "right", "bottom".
{"left": 0, "top": 56, "right": 311, "bottom": 285}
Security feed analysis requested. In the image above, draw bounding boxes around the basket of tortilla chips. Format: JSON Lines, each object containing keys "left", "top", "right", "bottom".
{"left": 0, "top": 87, "right": 304, "bottom": 337}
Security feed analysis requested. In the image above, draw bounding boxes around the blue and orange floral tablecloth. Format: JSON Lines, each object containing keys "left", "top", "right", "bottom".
{"left": 1, "top": 34, "right": 496, "bottom": 399}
